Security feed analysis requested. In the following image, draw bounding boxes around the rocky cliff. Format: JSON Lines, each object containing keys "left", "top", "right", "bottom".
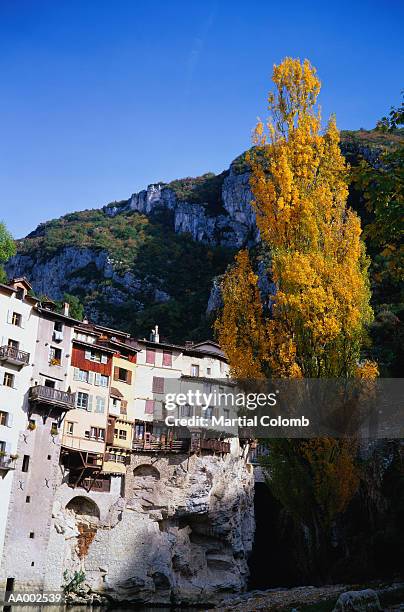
{"left": 5, "top": 129, "right": 402, "bottom": 343}
{"left": 46, "top": 452, "right": 255, "bottom": 605}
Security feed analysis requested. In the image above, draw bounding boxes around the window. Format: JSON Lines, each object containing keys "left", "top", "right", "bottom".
{"left": 73, "top": 368, "right": 89, "bottom": 383}
{"left": 89, "top": 427, "right": 105, "bottom": 441}
{"left": 113, "top": 367, "right": 131, "bottom": 384}
{"left": 205, "top": 406, "right": 214, "bottom": 418}
{"left": 180, "top": 404, "right": 192, "bottom": 417}
{"left": 44, "top": 379, "right": 55, "bottom": 388}
{"left": 49, "top": 346, "right": 62, "bottom": 366}
{"left": 95, "top": 373, "right": 109, "bottom": 387}
{"left": 190, "top": 364, "right": 199, "bottom": 377}
{"left": 54, "top": 321, "right": 63, "bottom": 332}
{"left": 26, "top": 496, "right": 30, "bottom": 503}
{"left": 162, "top": 350, "right": 172, "bottom": 367}
{"left": 95, "top": 396, "right": 106, "bottom": 413}
{"left": 11, "top": 312, "right": 22, "bottom": 326}
{"left": 85, "top": 349, "right": 108, "bottom": 364}
{"left": 152, "top": 376, "right": 164, "bottom": 394}
{"left": 76, "top": 392, "right": 90, "bottom": 410}
{"left": 66, "top": 422, "right": 74, "bottom": 435}
{"left": 50, "top": 422, "right": 58, "bottom": 436}
{"left": 8, "top": 339, "right": 19, "bottom": 349}
{"left": 146, "top": 348, "right": 155, "bottom": 365}
{"left": 3, "top": 372, "right": 14, "bottom": 388}
{"left": 207, "top": 367, "right": 211, "bottom": 375}
{"left": 22, "top": 455, "right": 30, "bottom": 472}
{"left": 118, "top": 429, "right": 127, "bottom": 440}
{"left": 29, "top": 532, "right": 34, "bottom": 539}
{"left": 0, "top": 411, "right": 8, "bottom": 426}
{"left": 145, "top": 399, "right": 155, "bottom": 414}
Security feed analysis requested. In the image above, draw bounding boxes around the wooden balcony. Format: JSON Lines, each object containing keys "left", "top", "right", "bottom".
{"left": 29, "top": 385, "right": 75, "bottom": 411}
{"left": 0, "top": 345, "right": 30, "bottom": 367}
{"left": 133, "top": 437, "right": 190, "bottom": 453}
{"left": 200, "top": 439, "right": 231, "bottom": 454}
{"left": 0, "top": 454, "right": 17, "bottom": 471}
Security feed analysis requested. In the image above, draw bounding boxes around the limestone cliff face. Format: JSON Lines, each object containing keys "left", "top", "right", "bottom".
{"left": 104, "top": 165, "right": 256, "bottom": 248}
{"left": 46, "top": 452, "right": 255, "bottom": 605}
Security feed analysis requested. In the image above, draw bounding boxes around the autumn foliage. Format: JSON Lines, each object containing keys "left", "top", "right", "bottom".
{"left": 215, "top": 58, "right": 378, "bottom": 527}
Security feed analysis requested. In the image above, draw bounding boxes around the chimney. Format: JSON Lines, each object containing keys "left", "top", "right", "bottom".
{"left": 150, "top": 324, "right": 160, "bottom": 343}
{"left": 63, "top": 302, "right": 70, "bottom": 316}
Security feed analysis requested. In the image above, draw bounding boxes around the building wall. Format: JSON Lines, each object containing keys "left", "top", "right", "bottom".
{"left": 0, "top": 307, "right": 75, "bottom": 591}
{"left": 110, "top": 355, "right": 137, "bottom": 421}
{"left": 0, "top": 288, "right": 39, "bottom": 560}
{"left": 62, "top": 344, "right": 112, "bottom": 454}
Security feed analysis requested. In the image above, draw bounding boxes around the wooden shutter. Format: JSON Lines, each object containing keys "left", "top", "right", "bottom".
{"left": 120, "top": 400, "right": 128, "bottom": 415}
{"left": 145, "top": 399, "right": 155, "bottom": 414}
{"left": 126, "top": 370, "right": 132, "bottom": 384}
{"left": 114, "top": 367, "right": 119, "bottom": 381}
{"left": 146, "top": 349, "right": 155, "bottom": 364}
{"left": 163, "top": 351, "right": 172, "bottom": 367}
{"left": 106, "top": 417, "right": 115, "bottom": 445}
{"left": 152, "top": 377, "right": 164, "bottom": 394}
{"left": 87, "top": 395, "right": 93, "bottom": 412}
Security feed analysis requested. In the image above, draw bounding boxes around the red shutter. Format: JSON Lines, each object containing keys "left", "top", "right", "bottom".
{"left": 152, "top": 377, "right": 164, "bottom": 394}
{"left": 106, "top": 417, "right": 116, "bottom": 445}
{"left": 146, "top": 349, "right": 155, "bottom": 364}
{"left": 113, "top": 367, "right": 119, "bottom": 381}
{"left": 127, "top": 370, "right": 132, "bottom": 384}
{"left": 145, "top": 399, "right": 155, "bottom": 414}
{"left": 163, "top": 351, "right": 172, "bottom": 367}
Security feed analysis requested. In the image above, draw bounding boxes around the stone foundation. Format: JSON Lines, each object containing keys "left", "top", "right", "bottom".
{"left": 41, "top": 452, "right": 254, "bottom": 605}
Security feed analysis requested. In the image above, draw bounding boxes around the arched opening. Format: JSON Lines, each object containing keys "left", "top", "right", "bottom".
{"left": 65, "top": 496, "right": 100, "bottom": 559}
{"left": 66, "top": 496, "right": 100, "bottom": 520}
{"left": 133, "top": 464, "right": 160, "bottom": 480}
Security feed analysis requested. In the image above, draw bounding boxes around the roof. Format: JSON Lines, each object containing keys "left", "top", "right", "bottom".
{"left": 10, "top": 277, "right": 32, "bottom": 290}
{"left": 136, "top": 338, "right": 228, "bottom": 362}
{"left": 110, "top": 387, "right": 124, "bottom": 398}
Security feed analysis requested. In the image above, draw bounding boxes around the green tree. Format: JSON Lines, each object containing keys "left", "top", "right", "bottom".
{"left": 0, "top": 221, "right": 16, "bottom": 283}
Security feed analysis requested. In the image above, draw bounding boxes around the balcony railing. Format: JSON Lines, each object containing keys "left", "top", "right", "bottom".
{"left": 200, "top": 439, "right": 231, "bottom": 453}
{"left": 29, "top": 385, "right": 75, "bottom": 410}
{"left": 0, "top": 454, "right": 17, "bottom": 471}
{"left": 133, "top": 437, "right": 190, "bottom": 453}
{"left": 61, "top": 434, "right": 105, "bottom": 455}
{"left": 0, "top": 345, "right": 30, "bottom": 366}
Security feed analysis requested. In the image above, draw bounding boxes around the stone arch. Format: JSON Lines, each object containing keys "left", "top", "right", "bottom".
{"left": 133, "top": 464, "right": 160, "bottom": 480}
{"left": 66, "top": 496, "right": 100, "bottom": 521}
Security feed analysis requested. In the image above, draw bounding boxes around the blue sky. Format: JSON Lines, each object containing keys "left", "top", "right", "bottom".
{"left": 0, "top": 0, "right": 403, "bottom": 238}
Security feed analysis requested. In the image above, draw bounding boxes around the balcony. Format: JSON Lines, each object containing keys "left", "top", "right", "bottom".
{"left": 29, "top": 385, "right": 75, "bottom": 411}
{"left": 200, "top": 439, "right": 231, "bottom": 454}
{"left": 0, "top": 345, "right": 30, "bottom": 367}
{"left": 133, "top": 437, "right": 190, "bottom": 453}
{"left": 61, "top": 434, "right": 105, "bottom": 456}
{"left": 0, "top": 453, "right": 17, "bottom": 471}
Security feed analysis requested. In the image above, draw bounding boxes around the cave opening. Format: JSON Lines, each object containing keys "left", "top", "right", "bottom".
{"left": 248, "top": 482, "right": 300, "bottom": 590}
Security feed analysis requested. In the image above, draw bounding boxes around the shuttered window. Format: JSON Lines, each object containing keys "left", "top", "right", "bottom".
{"left": 145, "top": 399, "right": 155, "bottom": 414}
{"left": 162, "top": 351, "right": 172, "bottom": 367}
{"left": 146, "top": 349, "right": 155, "bottom": 365}
{"left": 152, "top": 376, "right": 164, "bottom": 394}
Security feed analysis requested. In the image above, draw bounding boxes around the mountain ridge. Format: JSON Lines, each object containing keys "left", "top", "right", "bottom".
{"left": 6, "top": 128, "right": 403, "bottom": 344}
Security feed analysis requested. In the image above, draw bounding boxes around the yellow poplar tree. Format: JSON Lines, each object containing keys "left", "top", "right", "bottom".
{"left": 215, "top": 58, "right": 377, "bottom": 532}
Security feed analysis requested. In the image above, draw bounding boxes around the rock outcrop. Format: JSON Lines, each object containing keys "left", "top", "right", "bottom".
{"left": 45, "top": 452, "right": 255, "bottom": 605}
